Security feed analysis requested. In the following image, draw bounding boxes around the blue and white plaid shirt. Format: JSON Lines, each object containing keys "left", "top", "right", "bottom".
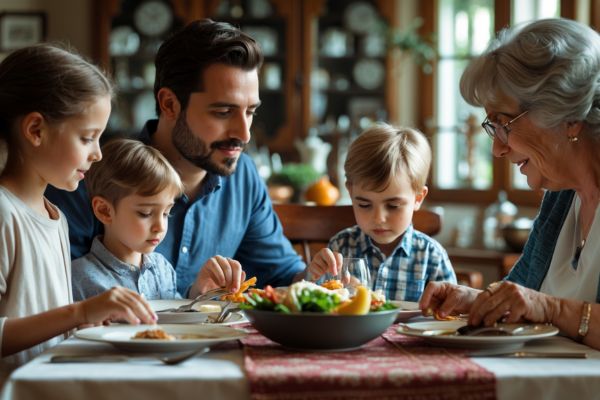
{"left": 329, "top": 224, "right": 456, "bottom": 301}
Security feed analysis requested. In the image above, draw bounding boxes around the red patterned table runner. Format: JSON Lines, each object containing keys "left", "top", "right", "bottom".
{"left": 241, "top": 324, "right": 496, "bottom": 400}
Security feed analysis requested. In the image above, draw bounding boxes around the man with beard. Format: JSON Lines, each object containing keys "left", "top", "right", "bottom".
{"left": 46, "top": 19, "right": 307, "bottom": 297}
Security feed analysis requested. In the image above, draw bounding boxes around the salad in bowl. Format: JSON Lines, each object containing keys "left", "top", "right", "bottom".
{"left": 241, "top": 281, "right": 399, "bottom": 351}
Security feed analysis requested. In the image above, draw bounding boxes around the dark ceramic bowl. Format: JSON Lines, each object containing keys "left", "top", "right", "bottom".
{"left": 502, "top": 218, "right": 533, "bottom": 252}
{"left": 243, "top": 308, "right": 399, "bottom": 351}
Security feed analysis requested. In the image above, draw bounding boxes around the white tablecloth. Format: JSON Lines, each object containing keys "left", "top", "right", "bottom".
{"left": 2, "top": 334, "right": 600, "bottom": 400}
{"left": 0, "top": 339, "right": 249, "bottom": 400}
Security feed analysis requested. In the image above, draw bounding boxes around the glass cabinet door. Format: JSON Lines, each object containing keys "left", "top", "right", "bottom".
{"left": 303, "top": 0, "right": 397, "bottom": 137}
{"left": 103, "top": 0, "right": 186, "bottom": 136}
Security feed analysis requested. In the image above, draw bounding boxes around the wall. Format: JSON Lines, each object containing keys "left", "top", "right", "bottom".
{"left": 0, "top": 0, "right": 92, "bottom": 57}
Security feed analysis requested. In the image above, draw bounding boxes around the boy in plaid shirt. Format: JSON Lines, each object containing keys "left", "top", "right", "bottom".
{"left": 309, "top": 123, "right": 456, "bottom": 301}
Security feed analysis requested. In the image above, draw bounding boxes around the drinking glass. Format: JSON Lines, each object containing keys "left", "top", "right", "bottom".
{"left": 339, "top": 258, "right": 371, "bottom": 294}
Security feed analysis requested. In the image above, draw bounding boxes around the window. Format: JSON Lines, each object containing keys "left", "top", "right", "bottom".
{"left": 422, "top": 0, "right": 566, "bottom": 206}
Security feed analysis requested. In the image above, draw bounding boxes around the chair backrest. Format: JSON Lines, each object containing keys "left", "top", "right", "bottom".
{"left": 273, "top": 204, "right": 441, "bottom": 263}
{"left": 274, "top": 203, "right": 482, "bottom": 288}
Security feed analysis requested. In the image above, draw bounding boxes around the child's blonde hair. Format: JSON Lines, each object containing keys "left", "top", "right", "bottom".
{"left": 86, "top": 138, "right": 184, "bottom": 206}
{"left": 345, "top": 123, "right": 431, "bottom": 192}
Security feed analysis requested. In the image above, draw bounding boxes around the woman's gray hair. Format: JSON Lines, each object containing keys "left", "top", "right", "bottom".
{"left": 460, "top": 18, "right": 600, "bottom": 136}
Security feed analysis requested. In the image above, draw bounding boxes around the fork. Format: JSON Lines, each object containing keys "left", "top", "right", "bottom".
{"left": 49, "top": 347, "right": 211, "bottom": 365}
{"left": 207, "top": 302, "right": 242, "bottom": 324}
{"left": 213, "top": 301, "right": 233, "bottom": 323}
{"left": 156, "top": 288, "right": 230, "bottom": 313}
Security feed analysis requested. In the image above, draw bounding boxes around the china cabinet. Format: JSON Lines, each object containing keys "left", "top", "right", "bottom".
{"left": 93, "top": 0, "right": 398, "bottom": 159}
{"left": 93, "top": 0, "right": 187, "bottom": 136}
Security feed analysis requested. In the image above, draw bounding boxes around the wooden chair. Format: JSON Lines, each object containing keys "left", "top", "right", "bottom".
{"left": 274, "top": 203, "right": 483, "bottom": 289}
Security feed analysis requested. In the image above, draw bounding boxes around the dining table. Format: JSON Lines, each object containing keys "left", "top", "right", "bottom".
{"left": 1, "top": 317, "right": 600, "bottom": 400}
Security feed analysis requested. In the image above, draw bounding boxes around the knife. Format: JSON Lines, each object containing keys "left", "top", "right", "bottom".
{"left": 50, "top": 355, "right": 129, "bottom": 363}
{"left": 468, "top": 350, "right": 587, "bottom": 358}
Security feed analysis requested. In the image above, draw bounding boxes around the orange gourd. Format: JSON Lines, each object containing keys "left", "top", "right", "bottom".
{"left": 304, "top": 177, "right": 340, "bottom": 206}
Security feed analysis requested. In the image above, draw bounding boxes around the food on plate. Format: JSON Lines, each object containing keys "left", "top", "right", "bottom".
{"left": 221, "top": 276, "right": 257, "bottom": 302}
{"left": 197, "top": 304, "right": 222, "bottom": 313}
{"left": 334, "top": 286, "right": 371, "bottom": 315}
{"left": 425, "top": 307, "right": 462, "bottom": 321}
{"left": 132, "top": 328, "right": 218, "bottom": 340}
{"left": 321, "top": 279, "right": 343, "bottom": 290}
{"left": 241, "top": 280, "right": 397, "bottom": 314}
{"left": 132, "top": 328, "right": 175, "bottom": 340}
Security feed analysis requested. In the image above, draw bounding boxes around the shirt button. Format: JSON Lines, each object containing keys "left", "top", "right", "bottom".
{"left": 181, "top": 246, "right": 188, "bottom": 254}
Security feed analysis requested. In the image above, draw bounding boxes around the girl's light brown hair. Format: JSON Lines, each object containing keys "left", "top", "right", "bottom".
{"left": 0, "top": 43, "right": 113, "bottom": 171}
{"left": 85, "top": 138, "right": 184, "bottom": 206}
{"left": 344, "top": 123, "right": 431, "bottom": 192}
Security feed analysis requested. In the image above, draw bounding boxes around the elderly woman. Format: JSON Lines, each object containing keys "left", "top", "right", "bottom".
{"left": 420, "top": 18, "right": 600, "bottom": 349}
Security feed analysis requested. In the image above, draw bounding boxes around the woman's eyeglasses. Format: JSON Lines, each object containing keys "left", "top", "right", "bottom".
{"left": 481, "top": 110, "right": 529, "bottom": 144}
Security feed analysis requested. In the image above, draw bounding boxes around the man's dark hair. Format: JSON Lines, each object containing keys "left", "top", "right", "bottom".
{"left": 154, "top": 19, "right": 263, "bottom": 115}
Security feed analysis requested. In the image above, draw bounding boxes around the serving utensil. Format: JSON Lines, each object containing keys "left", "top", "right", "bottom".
{"left": 207, "top": 302, "right": 241, "bottom": 324}
{"left": 156, "top": 288, "right": 229, "bottom": 313}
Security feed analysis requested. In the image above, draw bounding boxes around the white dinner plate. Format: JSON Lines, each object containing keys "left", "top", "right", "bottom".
{"left": 150, "top": 299, "right": 247, "bottom": 325}
{"left": 390, "top": 300, "right": 423, "bottom": 322}
{"left": 150, "top": 300, "right": 223, "bottom": 324}
{"left": 75, "top": 324, "right": 247, "bottom": 353}
{"left": 398, "top": 320, "right": 559, "bottom": 350}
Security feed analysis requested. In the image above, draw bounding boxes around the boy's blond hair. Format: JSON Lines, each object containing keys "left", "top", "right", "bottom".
{"left": 86, "top": 138, "right": 184, "bottom": 206}
{"left": 345, "top": 123, "right": 431, "bottom": 192}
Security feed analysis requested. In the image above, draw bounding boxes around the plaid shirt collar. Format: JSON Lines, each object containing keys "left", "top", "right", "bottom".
{"left": 357, "top": 223, "right": 415, "bottom": 259}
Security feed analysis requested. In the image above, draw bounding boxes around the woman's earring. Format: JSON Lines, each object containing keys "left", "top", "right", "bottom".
{"left": 569, "top": 136, "right": 579, "bottom": 143}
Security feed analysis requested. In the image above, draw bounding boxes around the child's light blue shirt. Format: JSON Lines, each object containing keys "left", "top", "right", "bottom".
{"left": 329, "top": 224, "right": 456, "bottom": 301}
{"left": 72, "top": 236, "right": 181, "bottom": 301}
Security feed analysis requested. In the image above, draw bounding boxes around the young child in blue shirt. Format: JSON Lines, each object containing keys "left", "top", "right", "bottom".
{"left": 309, "top": 123, "right": 456, "bottom": 301}
{"left": 72, "top": 138, "right": 192, "bottom": 300}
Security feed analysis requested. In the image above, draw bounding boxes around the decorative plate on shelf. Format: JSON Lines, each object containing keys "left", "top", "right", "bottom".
{"left": 133, "top": 0, "right": 173, "bottom": 37}
{"left": 344, "top": 1, "right": 379, "bottom": 34}
{"left": 109, "top": 26, "right": 140, "bottom": 56}
{"left": 353, "top": 59, "right": 384, "bottom": 90}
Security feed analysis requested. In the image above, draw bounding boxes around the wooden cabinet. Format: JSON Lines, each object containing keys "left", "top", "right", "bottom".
{"left": 93, "top": 0, "right": 398, "bottom": 160}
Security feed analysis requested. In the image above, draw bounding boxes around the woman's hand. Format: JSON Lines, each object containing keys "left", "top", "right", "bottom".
{"left": 468, "top": 281, "right": 556, "bottom": 326}
{"left": 76, "top": 287, "right": 156, "bottom": 326}
{"left": 191, "top": 255, "right": 246, "bottom": 298}
{"left": 307, "top": 248, "right": 342, "bottom": 281}
{"left": 419, "top": 281, "right": 480, "bottom": 318}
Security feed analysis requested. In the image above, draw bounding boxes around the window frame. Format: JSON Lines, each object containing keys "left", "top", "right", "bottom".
{"left": 418, "top": 0, "right": 576, "bottom": 207}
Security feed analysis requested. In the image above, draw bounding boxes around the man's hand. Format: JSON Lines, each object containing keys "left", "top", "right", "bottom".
{"left": 190, "top": 255, "right": 245, "bottom": 298}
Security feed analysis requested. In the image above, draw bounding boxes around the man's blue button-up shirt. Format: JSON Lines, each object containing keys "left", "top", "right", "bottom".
{"left": 46, "top": 120, "right": 305, "bottom": 295}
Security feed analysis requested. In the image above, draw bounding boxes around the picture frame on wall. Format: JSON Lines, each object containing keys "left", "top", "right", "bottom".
{"left": 0, "top": 12, "right": 47, "bottom": 52}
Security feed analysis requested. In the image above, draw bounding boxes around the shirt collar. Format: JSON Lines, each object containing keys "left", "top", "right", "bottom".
{"left": 395, "top": 223, "right": 415, "bottom": 256}
{"left": 90, "top": 236, "right": 151, "bottom": 274}
{"left": 357, "top": 223, "right": 415, "bottom": 258}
